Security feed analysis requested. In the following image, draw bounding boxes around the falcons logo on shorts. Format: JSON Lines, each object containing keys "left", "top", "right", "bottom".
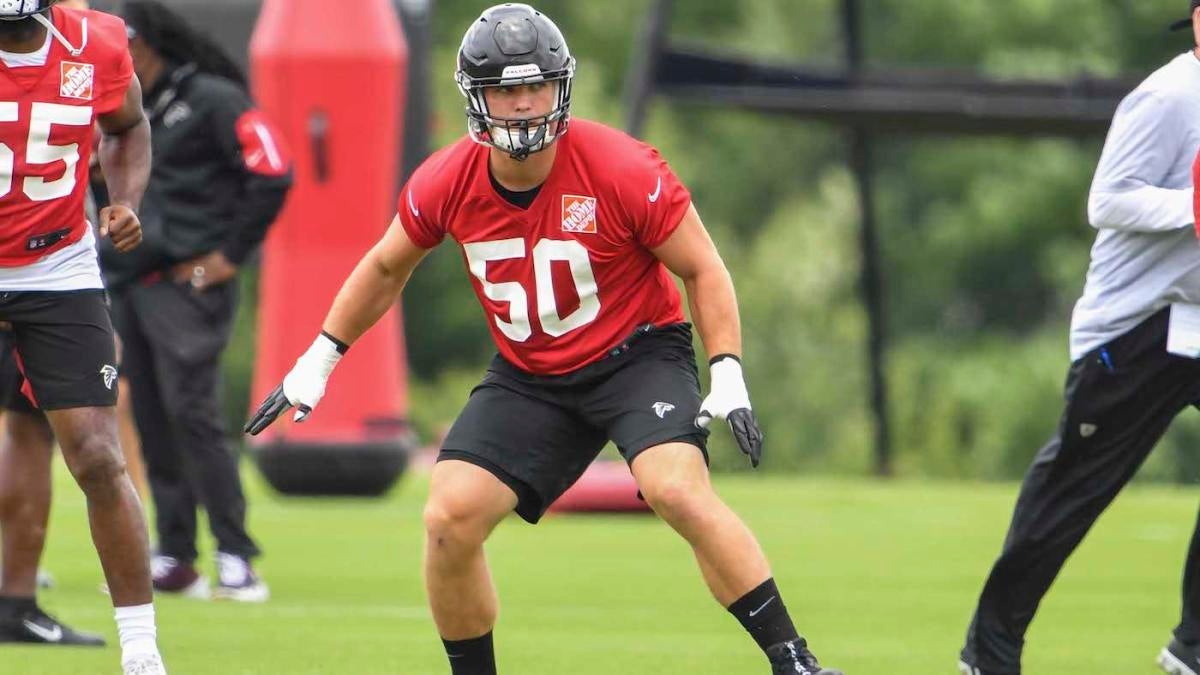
{"left": 100, "top": 365, "right": 117, "bottom": 391}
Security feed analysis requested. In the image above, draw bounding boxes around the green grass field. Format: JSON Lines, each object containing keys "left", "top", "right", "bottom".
{"left": 3, "top": 463, "right": 1197, "bottom": 674}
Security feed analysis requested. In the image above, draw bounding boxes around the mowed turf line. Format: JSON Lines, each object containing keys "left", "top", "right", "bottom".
{"left": 1, "top": 462, "right": 1195, "bottom": 674}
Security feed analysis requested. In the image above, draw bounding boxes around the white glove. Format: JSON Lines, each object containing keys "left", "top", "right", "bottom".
{"left": 695, "top": 355, "right": 765, "bottom": 467}
{"left": 244, "top": 333, "right": 345, "bottom": 435}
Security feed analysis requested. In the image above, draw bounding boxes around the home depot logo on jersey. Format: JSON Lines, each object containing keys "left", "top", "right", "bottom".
{"left": 562, "top": 195, "right": 597, "bottom": 234}
{"left": 60, "top": 62, "right": 94, "bottom": 101}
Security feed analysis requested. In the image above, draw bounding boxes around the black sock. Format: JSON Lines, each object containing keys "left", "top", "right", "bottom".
{"left": 0, "top": 595, "right": 36, "bottom": 619}
{"left": 727, "top": 578, "right": 799, "bottom": 653}
{"left": 442, "top": 630, "right": 496, "bottom": 675}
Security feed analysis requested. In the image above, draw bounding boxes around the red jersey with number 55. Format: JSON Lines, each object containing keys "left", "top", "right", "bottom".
{"left": 398, "top": 119, "right": 691, "bottom": 375}
{"left": 0, "top": 7, "right": 132, "bottom": 266}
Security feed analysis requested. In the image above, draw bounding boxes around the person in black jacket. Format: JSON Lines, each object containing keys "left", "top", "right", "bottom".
{"left": 99, "top": 0, "right": 291, "bottom": 603}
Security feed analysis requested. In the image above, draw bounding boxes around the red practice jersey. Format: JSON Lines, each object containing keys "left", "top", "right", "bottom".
{"left": 0, "top": 6, "right": 132, "bottom": 266}
{"left": 399, "top": 119, "right": 693, "bottom": 375}
{"left": 1194, "top": 148, "right": 1200, "bottom": 239}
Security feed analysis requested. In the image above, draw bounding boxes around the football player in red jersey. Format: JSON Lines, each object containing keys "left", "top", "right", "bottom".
{"left": 248, "top": 4, "right": 839, "bottom": 674}
{"left": 0, "top": 1, "right": 165, "bottom": 673}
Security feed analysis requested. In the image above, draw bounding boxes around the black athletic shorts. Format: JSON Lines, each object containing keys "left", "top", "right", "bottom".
{"left": 439, "top": 323, "right": 709, "bottom": 524}
{"left": 0, "top": 290, "right": 118, "bottom": 411}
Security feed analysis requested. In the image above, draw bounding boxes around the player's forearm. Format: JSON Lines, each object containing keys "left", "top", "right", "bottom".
{"left": 1087, "top": 184, "right": 1193, "bottom": 232}
{"left": 684, "top": 266, "right": 742, "bottom": 360}
{"left": 98, "top": 117, "right": 151, "bottom": 211}
{"left": 321, "top": 246, "right": 413, "bottom": 346}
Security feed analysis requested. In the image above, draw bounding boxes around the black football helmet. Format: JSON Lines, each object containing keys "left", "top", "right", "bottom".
{"left": 0, "top": 0, "right": 51, "bottom": 21}
{"left": 455, "top": 3, "right": 575, "bottom": 160}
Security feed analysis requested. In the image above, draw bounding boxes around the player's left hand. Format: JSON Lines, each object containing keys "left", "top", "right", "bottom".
{"left": 99, "top": 204, "right": 142, "bottom": 253}
{"left": 695, "top": 355, "right": 764, "bottom": 468}
{"left": 173, "top": 250, "right": 239, "bottom": 291}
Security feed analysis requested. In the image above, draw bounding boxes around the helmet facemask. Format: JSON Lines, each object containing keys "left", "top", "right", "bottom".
{"left": 0, "top": 0, "right": 47, "bottom": 21}
{"left": 0, "top": 1, "right": 87, "bottom": 56}
{"left": 457, "top": 60, "right": 575, "bottom": 161}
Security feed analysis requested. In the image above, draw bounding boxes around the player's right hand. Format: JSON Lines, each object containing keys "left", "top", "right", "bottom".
{"left": 100, "top": 204, "right": 142, "bottom": 252}
{"left": 244, "top": 333, "right": 346, "bottom": 435}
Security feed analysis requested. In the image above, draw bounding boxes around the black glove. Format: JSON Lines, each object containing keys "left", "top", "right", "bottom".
{"left": 244, "top": 384, "right": 305, "bottom": 436}
{"left": 727, "top": 408, "right": 764, "bottom": 468}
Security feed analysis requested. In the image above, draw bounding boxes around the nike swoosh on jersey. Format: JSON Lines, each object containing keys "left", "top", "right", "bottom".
{"left": 648, "top": 176, "right": 662, "bottom": 203}
{"left": 23, "top": 620, "right": 63, "bottom": 642}
{"left": 407, "top": 189, "right": 421, "bottom": 218}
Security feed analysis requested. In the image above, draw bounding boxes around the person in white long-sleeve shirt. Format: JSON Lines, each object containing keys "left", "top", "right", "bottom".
{"left": 1073, "top": 50, "right": 1200, "bottom": 359}
{"left": 960, "top": 4, "right": 1200, "bottom": 675}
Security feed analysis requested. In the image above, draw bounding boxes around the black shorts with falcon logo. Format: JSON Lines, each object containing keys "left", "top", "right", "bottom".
{"left": 439, "top": 323, "right": 709, "bottom": 524}
{"left": 0, "top": 290, "right": 118, "bottom": 410}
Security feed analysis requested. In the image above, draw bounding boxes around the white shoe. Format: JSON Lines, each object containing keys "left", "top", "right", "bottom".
{"left": 123, "top": 654, "right": 167, "bottom": 675}
{"left": 1159, "top": 640, "right": 1200, "bottom": 675}
{"left": 213, "top": 552, "right": 269, "bottom": 603}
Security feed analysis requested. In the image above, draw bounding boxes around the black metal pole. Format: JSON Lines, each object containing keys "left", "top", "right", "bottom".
{"left": 624, "top": 0, "right": 673, "bottom": 137}
{"left": 843, "top": 0, "right": 863, "bottom": 68}
{"left": 850, "top": 133, "right": 892, "bottom": 477}
{"left": 843, "top": 0, "right": 892, "bottom": 476}
{"left": 396, "top": 0, "right": 434, "bottom": 182}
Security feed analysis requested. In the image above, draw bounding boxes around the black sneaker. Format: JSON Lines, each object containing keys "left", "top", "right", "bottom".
{"left": 0, "top": 605, "right": 105, "bottom": 646}
{"left": 767, "top": 638, "right": 842, "bottom": 675}
{"left": 1159, "top": 637, "right": 1200, "bottom": 675}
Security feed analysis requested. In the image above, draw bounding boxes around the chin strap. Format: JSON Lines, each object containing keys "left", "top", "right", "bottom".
{"left": 33, "top": 11, "right": 86, "bottom": 57}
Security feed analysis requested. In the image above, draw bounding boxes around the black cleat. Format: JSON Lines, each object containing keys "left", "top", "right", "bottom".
{"left": 0, "top": 605, "right": 105, "bottom": 646}
{"left": 767, "top": 638, "right": 842, "bottom": 675}
{"left": 1159, "top": 637, "right": 1200, "bottom": 675}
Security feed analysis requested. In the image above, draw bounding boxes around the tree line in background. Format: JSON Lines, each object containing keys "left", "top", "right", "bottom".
{"left": 223, "top": 0, "right": 1200, "bottom": 482}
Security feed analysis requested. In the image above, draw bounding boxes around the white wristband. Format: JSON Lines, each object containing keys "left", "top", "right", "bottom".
{"left": 298, "top": 333, "right": 344, "bottom": 379}
{"left": 709, "top": 357, "right": 751, "bottom": 410}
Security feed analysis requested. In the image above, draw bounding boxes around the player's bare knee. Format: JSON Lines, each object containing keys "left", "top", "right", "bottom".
{"left": 423, "top": 498, "right": 488, "bottom": 551}
{"left": 65, "top": 437, "right": 127, "bottom": 496}
{"left": 642, "top": 477, "right": 711, "bottom": 528}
